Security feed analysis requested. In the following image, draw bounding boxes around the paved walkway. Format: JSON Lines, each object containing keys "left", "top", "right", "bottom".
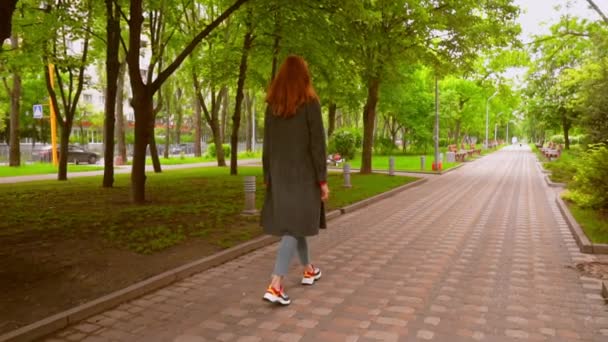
{"left": 44, "top": 146, "right": 608, "bottom": 341}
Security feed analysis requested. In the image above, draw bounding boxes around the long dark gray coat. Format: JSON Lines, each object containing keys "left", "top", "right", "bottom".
{"left": 261, "top": 100, "right": 327, "bottom": 237}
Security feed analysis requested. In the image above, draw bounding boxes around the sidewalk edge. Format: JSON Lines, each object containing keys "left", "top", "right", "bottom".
{"left": 341, "top": 178, "right": 428, "bottom": 214}
{"left": 555, "top": 195, "right": 608, "bottom": 254}
{"left": 0, "top": 177, "right": 425, "bottom": 342}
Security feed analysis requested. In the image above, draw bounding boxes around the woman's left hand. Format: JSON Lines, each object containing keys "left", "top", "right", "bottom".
{"left": 320, "top": 183, "right": 329, "bottom": 202}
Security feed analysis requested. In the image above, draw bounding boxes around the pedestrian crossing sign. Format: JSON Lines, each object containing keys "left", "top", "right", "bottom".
{"left": 33, "top": 104, "right": 43, "bottom": 119}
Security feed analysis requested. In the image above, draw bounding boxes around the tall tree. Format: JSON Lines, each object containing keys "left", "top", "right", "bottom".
{"left": 335, "top": 0, "right": 519, "bottom": 173}
{"left": 229, "top": 8, "right": 255, "bottom": 175}
{"left": 43, "top": 0, "right": 94, "bottom": 180}
{"left": 126, "top": 0, "right": 249, "bottom": 203}
{"left": 115, "top": 61, "right": 128, "bottom": 164}
{"left": 4, "top": 35, "right": 21, "bottom": 166}
{"left": 102, "top": 0, "right": 121, "bottom": 187}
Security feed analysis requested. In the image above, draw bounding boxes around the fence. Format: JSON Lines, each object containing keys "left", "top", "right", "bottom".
{"left": 0, "top": 141, "right": 262, "bottom": 164}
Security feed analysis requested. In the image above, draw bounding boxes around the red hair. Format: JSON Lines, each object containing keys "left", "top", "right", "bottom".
{"left": 266, "top": 55, "right": 318, "bottom": 117}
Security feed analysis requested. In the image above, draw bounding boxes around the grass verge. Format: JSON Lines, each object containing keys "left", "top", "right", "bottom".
{"left": 0, "top": 166, "right": 416, "bottom": 253}
{"left": 125, "top": 151, "right": 262, "bottom": 166}
{"left": 345, "top": 154, "right": 459, "bottom": 172}
{"left": 566, "top": 200, "right": 608, "bottom": 244}
{"left": 0, "top": 163, "right": 104, "bottom": 177}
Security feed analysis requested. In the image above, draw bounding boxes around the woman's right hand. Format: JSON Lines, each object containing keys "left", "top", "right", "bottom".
{"left": 320, "top": 183, "right": 329, "bottom": 202}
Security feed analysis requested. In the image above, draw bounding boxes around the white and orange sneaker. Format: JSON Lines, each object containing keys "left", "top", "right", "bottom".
{"left": 301, "top": 265, "right": 322, "bottom": 285}
{"left": 263, "top": 285, "right": 291, "bottom": 305}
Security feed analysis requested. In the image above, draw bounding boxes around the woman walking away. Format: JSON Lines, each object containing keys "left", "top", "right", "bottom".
{"left": 261, "top": 55, "right": 329, "bottom": 306}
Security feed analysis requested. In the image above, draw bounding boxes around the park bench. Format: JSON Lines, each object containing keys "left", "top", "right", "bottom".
{"left": 448, "top": 144, "right": 467, "bottom": 162}
{"left": 540, "top": 142, "right": 562, "bottom": 160}
{"left": 326, "top": 153, "right": 344, "bottom": 166}
{"left": 460, "top": 143, "right": 473, "bottom": 157}
{"left": 470, "top": 143, "right": 481, "bottom": 155}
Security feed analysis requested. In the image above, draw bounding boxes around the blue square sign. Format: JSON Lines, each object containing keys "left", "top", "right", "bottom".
{"left": 33, "top": 104, "right": 43, "bottom": 119}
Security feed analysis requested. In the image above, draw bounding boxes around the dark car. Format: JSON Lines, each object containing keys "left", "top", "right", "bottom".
{"left": 38, "top": 145, "right": 99, "bottom": 164}
{"left": 170, "top": 144, "right": 188, "bottom": 155}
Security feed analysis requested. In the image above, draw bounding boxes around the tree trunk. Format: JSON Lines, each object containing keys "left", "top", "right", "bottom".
{"left": 220, "top": 86, "right": 229, "bottom": 143}
{"left": 245, "top": 91, "right": 253, "bottom": 152}
{"left": 193, "top": 76, "right": 226, "bottom": 166}
{"left": 175, "top": 89, "right": 183, "bottom": 144}
{"left": 193, "top": 95, "right": 202, "bottom": 157}
{"left": 328, "top": 102, "right": 336, "bottom": 138}
{"left": 361, "top": 77, "right": 380, "bottom": 174}
{"left": 102, "top": 0, "right": 120, "bottom": 188}
{"left": 149, "top": 117, "right": 162, "bottom": 172}
{"left": 130, "top": 93, "right": 153, "bottom": 203}
{"left": 563, "top": 116, "right": 571, "bottom": 150}
{"left": 116, "top": 61, "right": 127, "bottom": 163}
{"left": 58, "top": 121, "right": 72, "bottom": 180}
{"left": 164, "top": 102, "right": 170, "bottom": 159}
{"left": 454, "top": 120, "right": 461, "bottom": 146}
{"left": 212, "top": 117, "right": 225, "bottom": 166}
{"left": 8, "top": 36, "right": 21, "bottom": 167}
{"left": 0, "top": 0, "right": 18, "bottom": 43}
{"left": 230, "top": 28, "right": 253, "bottom": 175}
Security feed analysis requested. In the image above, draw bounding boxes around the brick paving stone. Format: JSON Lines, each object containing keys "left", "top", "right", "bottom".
{"left": 42, "top": 146, "right": 608, "bottom": 342}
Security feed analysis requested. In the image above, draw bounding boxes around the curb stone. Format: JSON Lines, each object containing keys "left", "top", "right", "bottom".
{"left": 0, "top": 176, "right": 427, "bottom": 342}
{"left": 544, "top": 174, "right": 566, "bottom": 188}
{"left": 555, "top": 195, "right": 608, "bottom": 254}
{"left": 536, "top": 162, "right": 551, "bottom": 174}
{"left": 328, "top": 164, "right": 463, "bottom": 175}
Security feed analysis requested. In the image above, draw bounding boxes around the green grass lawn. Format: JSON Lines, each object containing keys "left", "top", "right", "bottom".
{"left": 0, "top": 163, "right": 104, "bottom": 177}
{"left": 345, "top": 154, "right": 459, "bottom": 172}
{"left": 567, "top": 201, "right": 608, "bottom": 244}
{"left": 0, "top": 166, "right": 417, "bottom": 254}
{"left": 126, "top": 151, "right": 262, "bottom": 166}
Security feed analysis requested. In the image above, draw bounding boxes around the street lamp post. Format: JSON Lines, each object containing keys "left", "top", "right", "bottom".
{"left": 485, "top": 91, "right": 498, "bottom": 149}
{"left": 494, "top": 112, "right": 503, "bottom": 143}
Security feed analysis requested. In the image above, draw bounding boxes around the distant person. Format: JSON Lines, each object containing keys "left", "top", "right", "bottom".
{"left": 512, "top": 136, "right": 518, "bottom": 145}
{"left": 261, "top": 55, "right": 328, "bottom": 306}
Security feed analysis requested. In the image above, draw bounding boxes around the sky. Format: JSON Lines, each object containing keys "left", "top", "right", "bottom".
{"left": 506, "top": 0, "right": 607, "bottom": 86}
{"left": 515, "top": 0, "right": 607, "bottom": 42}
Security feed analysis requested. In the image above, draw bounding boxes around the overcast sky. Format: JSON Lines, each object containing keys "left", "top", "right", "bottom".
{"left": 515, "top": 0, "right": 607, "bottom": 42}
{"left": 505, "top": 0, "right": 607, "bottom": 85}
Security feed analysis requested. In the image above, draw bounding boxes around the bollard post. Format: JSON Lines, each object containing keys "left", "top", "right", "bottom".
{"left": 388, "top": 156, "right": 395, "bottom": 176}
{"left": 343, "top": 162, "right": 352, "bottom": 188}
{"left": 420, "top": 155, "right": 426, "bottom": 170}
{"left": 242, "top": 176, "right": 258, "bottom": 215}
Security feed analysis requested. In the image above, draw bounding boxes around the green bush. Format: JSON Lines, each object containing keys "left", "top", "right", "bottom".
{"left": 328, "top": 129, "right": 357, "bottom": 160}
{"left": 374, "top": 136, "right": 395, "bottom": 155}
{"left": 544, "top": 150, "right": 579, "bottom": 183}
{"left": 207, "top": 143, "right": 231, "bottom": 158}
{"left": 550, "top": 134, "right": 564, "bottom": 144}
{"left": 348, "top": 128, "right": 363, "bottom": 148}
{"left": 180, "top": 134, "right": 194, "bottom": 143}
{"left": 566, "top": 143, "right": 608, "bottom": 210}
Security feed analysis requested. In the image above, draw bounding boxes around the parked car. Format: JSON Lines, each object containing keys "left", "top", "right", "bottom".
{"left": 170, "top": 144, "right": 188, "bottom": 155}
{"left": 38, "top": 145, "right": 99, "bottom": 164}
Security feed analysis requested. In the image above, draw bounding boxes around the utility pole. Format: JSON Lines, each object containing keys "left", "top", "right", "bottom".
{"left": 485, "top": 91, "right": 498, "bottom": 149}
{"left": 434, "top": 74, "right": 440, "bottom": 170}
